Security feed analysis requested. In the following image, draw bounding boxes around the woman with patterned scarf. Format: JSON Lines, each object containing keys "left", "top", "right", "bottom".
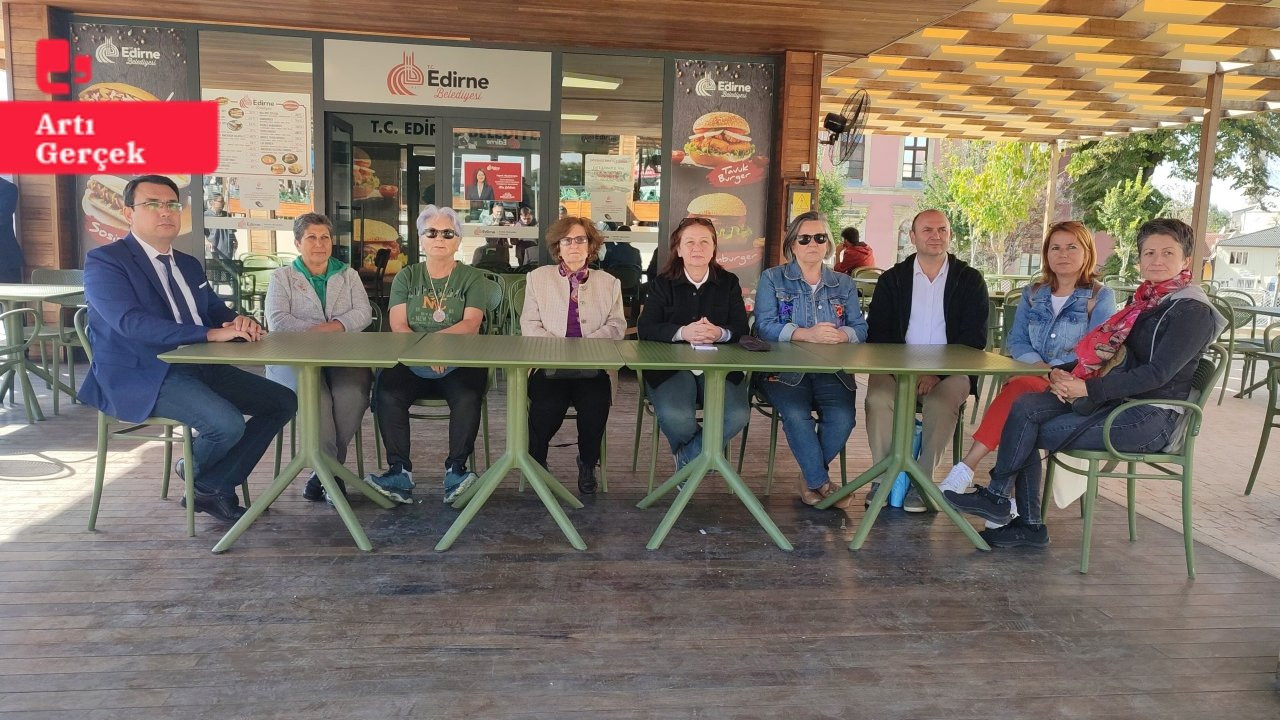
{"left": 521, "top": 216, "right": 626, "bottom": 495}
{"left": 945, "top": 218, "right": 1226, "bottom": 548}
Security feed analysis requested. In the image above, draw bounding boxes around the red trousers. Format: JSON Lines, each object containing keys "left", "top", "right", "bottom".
{"left": 971, "top": 375, "right": 1052, "bottom": 449}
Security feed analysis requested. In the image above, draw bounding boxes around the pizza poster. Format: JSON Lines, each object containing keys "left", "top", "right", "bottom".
{"left": 70, "top": 22, "right": 194, "bottom": 254}
{"left": 666, "top": 59, "right": 775, "bottom": 309}
{"left": 462, "top": 161, "right": 522, "bottom": 204}
{"left": 203, "top": 89, "right": 311, "bottom": 178}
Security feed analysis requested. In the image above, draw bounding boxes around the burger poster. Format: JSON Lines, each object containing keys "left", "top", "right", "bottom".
{"left": 667, "top": 60, "right": 775, "bottom": 307}
{"left": 71, "top": 23, "right": 194, "bottom": 255}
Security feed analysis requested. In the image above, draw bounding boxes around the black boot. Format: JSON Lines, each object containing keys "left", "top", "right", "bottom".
{"left": 577, "top": 456, "right": 597, "bottom": 495}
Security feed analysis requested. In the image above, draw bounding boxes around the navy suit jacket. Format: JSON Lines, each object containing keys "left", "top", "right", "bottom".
{"left": 79, "top": 234, "right": 237, "bottom": 422}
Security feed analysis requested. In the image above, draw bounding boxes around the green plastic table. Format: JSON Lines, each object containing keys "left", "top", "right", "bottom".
{"left": 160, "top": 333, "right": 411, "bottom": 552}
{"left": 799, "top": 343, "right": 1043, "bottom": 551}
{"left": 398, "top": 334, "right": 627, "bottom": 551}
{"left": 0, "top": 284, "right": 85, "bottom": 422}
{"left": 618, "top": 340, "right": 847, "bottom": 551}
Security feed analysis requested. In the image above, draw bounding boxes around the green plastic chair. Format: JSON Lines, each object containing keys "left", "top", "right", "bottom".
{"left": 0, "top": 307, "right": 43, "bottom": 424}
{"left": 1210, "top": 291, "right": 1260, "bottom": 404}
{"left": 28, "top": 268, "right": 85, "bottom": 414}
{"left": 1041, "top": 343, "right": 1227, "bottom": 577}
{"left": 75, "top": 307, "right": 250, "bottom": 537}
{"left": 971, "top": 287, "right": 1025, "bottom": 423}
{"left": 1244, "top": 332, "right": 1280, "bottom": 496}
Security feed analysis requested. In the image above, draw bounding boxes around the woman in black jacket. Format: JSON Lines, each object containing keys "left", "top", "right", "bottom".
{"left": 637, "top": 217, "right": 751, "bottom": 471}
{"left": 945, "top": 218, "right": 1226, "bottom": 548}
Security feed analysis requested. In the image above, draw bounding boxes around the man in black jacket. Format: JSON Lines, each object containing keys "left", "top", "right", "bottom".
{"left": 864, "top": 209, "right": 988, "bottom": 512}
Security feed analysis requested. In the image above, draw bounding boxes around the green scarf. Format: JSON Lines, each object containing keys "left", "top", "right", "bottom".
{"left": 292, "top": 256, "right": 345, "bottom": 308}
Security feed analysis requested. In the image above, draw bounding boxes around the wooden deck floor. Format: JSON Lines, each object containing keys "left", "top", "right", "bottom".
{"left": 2, "top": 369, "right": 1279, "bottom": 718}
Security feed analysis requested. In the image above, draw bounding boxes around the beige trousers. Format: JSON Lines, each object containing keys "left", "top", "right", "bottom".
{"left": 864, "top": 373, "right": 969, "bottom": 484}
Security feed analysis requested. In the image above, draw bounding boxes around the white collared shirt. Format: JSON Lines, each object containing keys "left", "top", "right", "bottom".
{"left": 138, "top": 240, "right": 203, "bottom": 325}
{"left": 905, "top": 257, "right": 948, "bottom": 345}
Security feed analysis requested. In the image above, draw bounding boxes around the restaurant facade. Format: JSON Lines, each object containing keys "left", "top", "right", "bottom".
{"left": 3, "top": 5, "right": 829, "bottom": 310}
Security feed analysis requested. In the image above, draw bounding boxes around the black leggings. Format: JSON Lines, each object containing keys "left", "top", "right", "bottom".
{"left": 375, "top": 363, "right": 487, "bottom": 473}
{"left": 527, "top": 370, "right": 611, "bottom": 468}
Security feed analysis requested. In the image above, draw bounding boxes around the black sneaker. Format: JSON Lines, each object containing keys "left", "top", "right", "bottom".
{"left": 577, "top": 456, "right": 598, "bottom": 495}
{"left": 943, "top": 485, "right": 1013, "bottom": 524}
{"left": 301, "top": 473, "right": 324, "bottom": 501}
{"left": 864, "top": 482, "right": 879, "bottom": 508}
{"left": 981, "top": 518, "right": 1050, "bottom": 548}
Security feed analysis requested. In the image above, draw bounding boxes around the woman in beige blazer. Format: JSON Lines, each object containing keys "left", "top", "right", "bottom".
{"left": 521, "top": 215, "right": 626, "bottom": 494}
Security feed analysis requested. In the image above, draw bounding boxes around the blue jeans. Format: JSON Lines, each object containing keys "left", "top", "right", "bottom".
{"left": 646, "top": 371, "right": 750, "bottom": 469}
{"left": 989, "top": 391, "right": 1179, "bottom": 525}
{"left": 152, "top": 364, "right": 297, "bottom": 497}
{"left": 761, "top": 373, "right": 856, "bottom": 489}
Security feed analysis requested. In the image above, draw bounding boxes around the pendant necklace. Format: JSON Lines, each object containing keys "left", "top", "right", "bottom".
{"left": 426, "top": 264, "right": 453, "bottom": 324}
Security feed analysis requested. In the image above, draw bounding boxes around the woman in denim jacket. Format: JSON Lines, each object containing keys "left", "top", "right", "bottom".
{"left": 754, "top": 211, "right": 869, "bottom": 507}
{"left": 940, "top": 221, "right": 1115, "bottom": 520}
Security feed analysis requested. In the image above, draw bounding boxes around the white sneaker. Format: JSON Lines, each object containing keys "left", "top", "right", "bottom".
{"left": 983, "top": 496, "right": 1018, "bottom": 529}
{"left": 939, "top": 463, "right": 974, "bottom": 495}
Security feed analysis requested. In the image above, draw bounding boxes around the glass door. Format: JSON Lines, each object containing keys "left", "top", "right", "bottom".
{"left": 325, "top": 114, "right": 355, "bottom": 265}
{"left": 448, "top": 124, "right": 547, "bottom": 270}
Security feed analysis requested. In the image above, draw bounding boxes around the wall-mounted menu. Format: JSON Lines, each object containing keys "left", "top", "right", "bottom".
{"left": 202, "top": 89, "right": 311, "bottom": 178}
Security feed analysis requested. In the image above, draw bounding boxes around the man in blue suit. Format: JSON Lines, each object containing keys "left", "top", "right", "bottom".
{"left": 80, "top": 175, "right": 296, "bottom": 523}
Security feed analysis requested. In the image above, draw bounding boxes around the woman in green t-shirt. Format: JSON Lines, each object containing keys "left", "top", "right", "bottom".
{"left": 367, "top": 205, "right": 490, "bottom": 505}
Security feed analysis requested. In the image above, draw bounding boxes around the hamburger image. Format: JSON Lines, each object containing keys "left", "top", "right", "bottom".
{"left": 355, "top": 219, "right": 405, "bottom": 276}
{"left": 683, "top": 112, "right": 755, "bottom": 168}
{"left": 352, "top": 147, "right": 381, "bottom": 201}
{"left": 687, "top": 192, "right": 753, "bottom": 246}
{"left": 78, "top": 82, "right": 158, "bottom": 102}
{"left": 81, "top": 174, "right": 191, "bottom": 247}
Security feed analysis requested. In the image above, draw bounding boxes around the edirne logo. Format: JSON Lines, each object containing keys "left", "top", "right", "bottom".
{"left": 387, "top": 52, "right": 425, "bottom": 96}
{"left": 695, "top": 75, "right": 716, "bottom": 97}
{"left": 94, "top": 40, "right": 119, "bottom": 64}
{"left": 95, "top": 38, "right": 161, "bottom": 67}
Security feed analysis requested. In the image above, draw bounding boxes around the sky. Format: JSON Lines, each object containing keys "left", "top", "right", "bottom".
{"left": 1151, "top": 158, "right": 1279, "bottom": 213}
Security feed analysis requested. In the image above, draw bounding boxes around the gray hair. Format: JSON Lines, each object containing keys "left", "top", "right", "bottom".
{"left": 416, "top": 204, "right": 464, "bottom": 236}
{"left": 292, "top": 212, "right": 333, "bottom": 243}
{"left": 782, "top": 210, "right": 835, "bottom": 263}
{"left": 1136, "top": 218, "right": 1195, "bottom": 258}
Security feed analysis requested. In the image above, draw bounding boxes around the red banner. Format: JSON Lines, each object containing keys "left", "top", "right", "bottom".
{"left": 0, "top": 101, "right": 218, "bottom": 174}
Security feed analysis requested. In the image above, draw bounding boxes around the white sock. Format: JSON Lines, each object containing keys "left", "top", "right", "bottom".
{"left": 939, "top": 463, "right": 974, "bottom": 494}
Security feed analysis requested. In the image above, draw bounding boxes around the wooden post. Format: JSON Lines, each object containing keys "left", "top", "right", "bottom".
{"left": 1191, "top": 72, "right": 1224, "bottom": 281}
{"left": 1042, "top": 141, "right": 1060, "bottom": 239}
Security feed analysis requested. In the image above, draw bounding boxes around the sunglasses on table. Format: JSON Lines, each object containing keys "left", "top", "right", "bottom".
{"left": 796, "top": 233, "right": 829, "bottom": 245}
{"left": 422, "top": 229, "right": 458, "bottom": 239}
{"left": 559, "top": 236, "right": 590, "bottom": 246}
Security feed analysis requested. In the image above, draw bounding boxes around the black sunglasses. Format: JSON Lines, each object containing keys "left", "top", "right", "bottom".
{"left": 796, "top": 233, "right": 829, "bottom": 245}
{"left": 423, "top": 229, "right": 458, "bottom": 239}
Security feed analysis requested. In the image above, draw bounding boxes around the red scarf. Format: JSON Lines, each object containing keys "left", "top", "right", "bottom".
{"left": 1071, "top": 269, "right": 1192, "bottom": 379}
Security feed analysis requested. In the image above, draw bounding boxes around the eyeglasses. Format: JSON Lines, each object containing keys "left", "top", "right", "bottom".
{"left": 423, "top": 229, "right": 458, "bottom": 239}
{"left": 796, "top": 233, "right": 829, "bottom": 246}
{"left": 130, "top": 201, "right": 183, "bottom": 213}
{"left": 559, "top": 236, "right": 590, "bottom": 246}
{"left": 677, "top": 217, "right": 715, "bottom": 230}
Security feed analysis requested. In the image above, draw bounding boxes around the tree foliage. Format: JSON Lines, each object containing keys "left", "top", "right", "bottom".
{"left": 816, "top": 166, "right": 845, "bottom": 234}
{"left": 920, "top": 141, "right": 1050, "bottom": 272}
{"left": 1067, "top": 114, "right": 1280, "bottom": 228}
{"left": 1096, "top": 171, "right": 1163, "bottom": 280}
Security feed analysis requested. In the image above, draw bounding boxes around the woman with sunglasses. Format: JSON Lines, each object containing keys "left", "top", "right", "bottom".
{"left": 754, "top": 210, "right": 868, "bottom": 507}
{"left": 366, "top": 205, "right": 491, "bottom": 506}
{"left": 637, "top": 217, "right": 751, "bottom": 475}
{"left": 520, "top": 216, "right": 627, "bottom": 495}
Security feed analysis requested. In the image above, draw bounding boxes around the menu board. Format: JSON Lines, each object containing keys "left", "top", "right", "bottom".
{"left": 666, "top": 60, "right": 776, "bottom": 309}
{"left": 70, "top": 22, "right": 194, "bottom": 255}
{"left": 203, "top": 89, "right": 311, "bottom": 178}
